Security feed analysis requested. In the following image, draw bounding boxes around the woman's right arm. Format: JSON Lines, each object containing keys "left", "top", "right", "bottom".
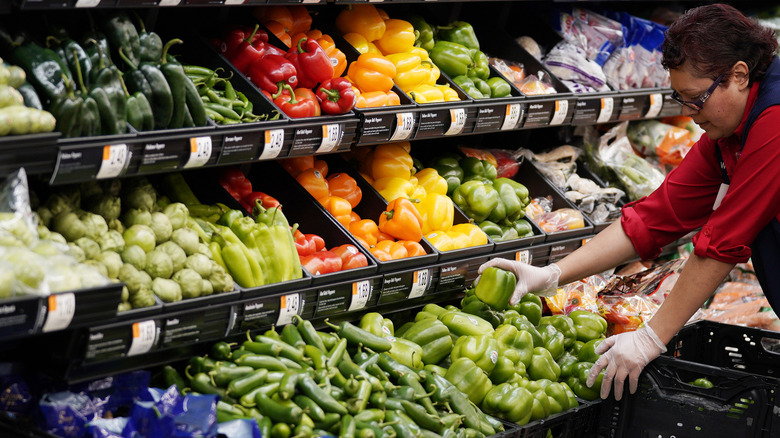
{"left": 555, "top": 220, "right": 639, "bottom": 285}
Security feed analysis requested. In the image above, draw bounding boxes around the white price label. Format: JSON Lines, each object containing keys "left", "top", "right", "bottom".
{"left": 408, "top": 269, "right": 430, "bottom": 299}
{"left": 348, "top": 280, "right": 371, "bottom": 311}
{"left": 550, "top": 100, "right": 569, "bottom": 125}
{"left": 260, "top": 129, "right": 284, "bottom": 159}
{"left": 515, "top": 250, "right": 531, "bottom": 264}
{"left": 501, "top": 104, "right": 522, "bottom": 130}
{"left": 645, "top": 93, "right": 663, "bottom": 118}
{"left": 224, "top": 0, "right": 245, "bottom": 4}
{"left": 390, "top": 113, "right": 415, "bottom": 141}
{"left": 597, "top": 97, "right": 614, "bottom": 124}
{"left": 96, "top": 144, "right": 129, "bottom": 179}
{"left": 42, "top": 293, "right": 75, "bottom": 333}
{"left": 277, "top": 294, "right": 300, "bottom": 326}
{"left": 444, "top": 108, "right": 467, "bottom": 135}
{"left": 128, "top": 320, "right": 157, "bottom": 356}
{"left": 75, "top": 0, "right": 100, "bottom": 7}
{"left": 184, "top": 136, "right": 212, "bottom": 168}
{"left": 316, "top": 124, "right": 343, "bottom": 153}
{"left": 157, "top": 0, "right": 181, "bottom": 5}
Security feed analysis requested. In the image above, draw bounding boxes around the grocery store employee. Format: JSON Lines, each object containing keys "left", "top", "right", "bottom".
{"left": 479, "top": 3, "right": 780, "bottom": 401}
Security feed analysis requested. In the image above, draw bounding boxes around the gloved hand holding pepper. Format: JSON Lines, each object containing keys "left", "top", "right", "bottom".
{"left": 477, "top": 259, "right": 561, "bottom": 304}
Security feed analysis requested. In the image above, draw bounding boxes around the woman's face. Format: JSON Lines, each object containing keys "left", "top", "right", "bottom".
{"left": 669, "top": 62, "right": 751, "bottom": 140}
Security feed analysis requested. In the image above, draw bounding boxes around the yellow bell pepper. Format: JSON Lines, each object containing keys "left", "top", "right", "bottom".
{"left": 343, "top": 33, "right": 381, "bottom": 55}
{"left": 375, "top": 19, "right": 416, "bottom": 55}
{"left": 414, "top": 168, "right": 448, "bottom": 196}
{"left": 336, "top": 4, "right": 386, "bottom": 43}
{"left": 450, "top": 223, "right": 488, "bottom": 247}
{"left": 445, "top": 230, "right": 471, "bottom": 250}
{"left": 409, "top": 84, "right": 445, "bottom": 103}
{"left": 426, "top": 231, "right": 454, "bottom": 252}
{"left": 408, "top": 47, "right": 430, "bottom": 62}
{"left": 409, "top": 92, "right": 428, "bottom": 104}
{"left": 414, "top": 193, "right": 454, "bottom": 234}
{"left": 373, "top": 177, "right": 416, "bottom": 201}
{"left": 371, "top": 143, "right": 413, "bottom": 180}
{"left": 436, "top": 84, "right": 461, "bottom": 102}
{"left": 386, "top": 53, "right": 429, "bottom": 92}
{"left": 426, "top": 61, "right": 440, "bottom": 85}
{"left": 411, "top": 184, "right": 427, "bottom": 200}
{"left": 348, "top": 53, "right": 396, "bottom": 93}
{"left": 395, "top": 141, "right": 411, "bottom": 153}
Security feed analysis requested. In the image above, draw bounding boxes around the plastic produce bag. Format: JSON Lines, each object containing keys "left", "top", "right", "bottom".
{"left": 551, "top": 7, "right": 623, "bottom": 66}
{"left": 544, "top": 41, "right": 609, "bottom": 93}
{"left": 627, "top": 120, "right": 694, "bottom": 168}
{"left": 525, "top": 197, "right": 585, "bottom": 233}
{"left": 545, "top": 274, "right": 608, "bottom": 314}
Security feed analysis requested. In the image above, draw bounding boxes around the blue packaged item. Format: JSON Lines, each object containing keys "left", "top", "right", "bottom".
{"left": 39, "top": 391, "right": 101, "bottom": 438}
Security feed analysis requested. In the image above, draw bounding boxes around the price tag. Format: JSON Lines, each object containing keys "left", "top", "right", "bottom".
{"left": 158, "top": 0, "right": 181, "bottom": 5}
{"left": 444, "top": 108, "right": 466, "bottom": 135}
{"left": 550, "top": 100, "right": 569, "bottom": 125}
{"left": 348, "top": 280, "right": 371, "bottom": 311}
{"left": 515, "top": 250, "right": 531, "bottom": 264}
{"left": 183, "top": 136, "right": 212, "bottom": 168}
{"left": 42, "top": 293, "right": 75, "bottom": 333}
{"left": 501, "top": 104, "right": 522, "bottom": 130}
{"left": 408, "top": 269, "right": 430, "bottom": 299}
{"left": 95, "top": 144, "right": 129, "bottom": 179}
{"left": 276, "top": 293, "right": 300, "bottom": 326}
{"left": 597, "top": 97, "right": 614, "bottom": 123}
{"left": 316, "top": 124, "right": 342, "bottom": 153}
{"left": 259, "top": 129, "right": 284, "bottom": 159}
{"left": 390, "top": 113, "right": 414, "bottom": 141}
{"left": 75, "top": 0, "right": 101, "bottom": 7}
{"left": 127, "top": 320, "right": 157, "bottom": 356}
{"left": 645, "top": 93, "right": 663, "bottom": 118}
{"left": 223, "top": 0, "right": 244, "bottom": 4}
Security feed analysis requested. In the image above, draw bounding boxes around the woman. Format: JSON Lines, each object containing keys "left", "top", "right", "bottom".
{"left": 479, "top": 3, "right": 780, "bottom": 401}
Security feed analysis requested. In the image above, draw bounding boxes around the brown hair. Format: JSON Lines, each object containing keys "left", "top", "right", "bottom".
{"left": 662, "top": 3, "right": 778, "bottom": 84}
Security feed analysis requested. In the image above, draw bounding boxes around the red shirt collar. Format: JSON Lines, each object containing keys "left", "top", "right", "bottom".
{"left": 732, "top": 80, "right": 762, "bottom": 142}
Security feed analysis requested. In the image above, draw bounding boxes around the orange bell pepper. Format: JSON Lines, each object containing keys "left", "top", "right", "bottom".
{"left": 254, "top": 6, "right": 294, "bottom": 33}
{"left": 343, "top": 33, "right": 381, "bottom": 55}
{"left": 376, "top": 7, "right": 389, "bottom": 20}
{"left": 371, "top": 143, "right": 413, "bottom": 180}
{"left": 324, "top": 196, "right": 353, "bottom": 228}
{"left": 379, "top": 198, "right": 423, "bottom": 242}
{"left": 327, "top": 172, "right": 362, "bottom": 208}
{"left": 313, "top": 158, "right": 328, "bottom": 178}
{"left": 387, "top": 90, "right": 400, "bottom": 105}
{"left": 317, "top": 37, "right": 347, "bottom": 78}
{"left": 296, "top": 168, "right": 329, "bottom": 203}
{"left": 370, "top": 247, "right": 393, "bottom": 262}
{"left": 264, "top": 20, "right": 292, "bottom": 48}
{"left": 375, "top": 240, "right": 409, "bottom": 260}
{"left": 377, "top": 230, "right": 396, "bottom": 242}
{"left": 353, "top": 236, "right": 370, "bottom": 249}
{"left": 398, "top": 240, "right": 426, "bottom": 257}
{"left": 349, "top": 219, "right": 379, "bottom": 246}
{"left": 289, "top": 5, "right": 312, "bottom": 35}
{"left": 375, "top": 19, "right": 416, "bottom": 55}
{"left": 348, "top": 53, "right": 396, "bottom": 93}
{"left": 355, "top": 90, "right": 396, "bottom": 108}
{"left": 281, "top": 156, "right": 314, "bottom": 176}
{"left": 349, "top": 211, "right": 361, "bottom": 223}
{"left": 336, "top": 4, "right": 386, "bottom": 43}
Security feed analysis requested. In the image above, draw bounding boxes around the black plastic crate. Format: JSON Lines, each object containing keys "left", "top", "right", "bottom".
{"left": 514, "top": 399, "right": 602, "bottom": 438}
{"left": 597, "top": 355, "right": 780, "bottom": 438}
{"left": 667, "top": 320, "right": 780, "bottom": 378}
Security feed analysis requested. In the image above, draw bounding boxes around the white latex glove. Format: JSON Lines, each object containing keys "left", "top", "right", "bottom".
{"left": 476, "top": 259, "right": 561, "bottom": 305}
{"left": 586, "top": 325, "right": 667, "bottom": 400}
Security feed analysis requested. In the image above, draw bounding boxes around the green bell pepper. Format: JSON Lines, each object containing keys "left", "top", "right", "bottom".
{"left": 401, "top": 317, "right": 453, "bottom": 365}
{"left": 556, "top": 351, "right": 580, "bottom": 380}
{"left": 360, "top": 312, "right": 394, "bottom": 338}
{"left": 539, "top": 324, "right": 565, "bottom": 360}
{"left": 469, "top": 49, "right": 490, "bottom": 81}
{"left": 460, "top": 156, "right": 498, "bottom": 181}
{"left": 439, "top": 310, "right": 494, "bottom": 337}
{"left": 429, "top": 156, "right": 464, "bottom": 195}
{"left": 461, "top": 288, "right": 504, "bottom": 328}
{"left": 578, "top": 338, "right": 603, "bottom": 363}
{"left": 436, "top": 21, "right": 480, "bottom": 50}
{"left": 429, "top": 40, "right": 473, "bottom": 78}
{"left": 471, "top": 76, "right": 491, "bottom": 97}
{"left": 566, "top": 362, "right": 602, "bottom": 401}
{"left": 495, "top": 225, "right": 519, "bottom": 242}
{"left": 451, "top": 334, "right": 499, "bottom": 374}
{"left": 452, "top": 180, "right": 499, "bottom": 223}
{"left": 452, "top": 74, "right": 486, "bottom": 99}
{"left": 544, "top": 381, "right": 578, "bottom": 414}
{"left": 539, "top": 315, "right": 578, "bottom": 349}
{"left": 490, "top": 355, "right": 519, "bottom": 385}
{"left": 444, "top": 357, "right": 492, "bottom": 405}
{"left": 511, "top": 219, "right": 534, "bottom": 238}
{"left": 478, "top": 220, "right": 503, "bottom": 241}
{"left": 407, "top": 14, "right": 435, "bottom": 52}
{"left": 506, "top": 314, "right": 543, "bottom": 348}
{"left": 530, "top": 389, "right": 551, "bottom": 421}
{"left": 482, "top": 383, "right": 534, "bottom": 425}
{"left": 511, "top": 293, "right": 542, "bottom": 326}
{"left": 494, "top": 324, "right": 533, "bottom": 369}
{"left": 474, "top": 266, "right": 517, "bottom": 311}
{"left": 387, "top": 338, "right": 423, "bottom": 370}
{"left": 528, "top": 346, "right": 561, "bottom": 382}
{"left": 493, "top": 178, "right": 529, "bottom": 222}
{"left": 569, "top": 310, "right": 608, "bottom": 341}
{"left": 487, "top": 76, "right": 512, "bottom": 98}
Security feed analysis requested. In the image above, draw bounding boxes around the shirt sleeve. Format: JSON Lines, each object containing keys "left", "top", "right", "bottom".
{"left": 694, "top": 106, "right": 780, "bottom": 263}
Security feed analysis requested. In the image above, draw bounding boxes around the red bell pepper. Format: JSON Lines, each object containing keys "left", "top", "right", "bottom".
{"left": 309, "top": 233, "right": 326, "bottom": 252}
{"left": 247, "top": 54, "right": 299, "bottom": 94}
{"left": 242, "top": 191, "right": 280, "bottom": 212}
{"left": 316, "top": 78, "right": 356, "bottom": 115}
{"left": 300, "top": 250, "right": 342, "bottom": 275}
{"left": 221, "top": 24, "right": 268, "bottom": 60}
{"left": 219, "top": 168, "right": 253, "bottom": 200}
{"left": 286, "top": 37, "right": 334, "bottom": 89}
{"left": 294, "top": 229, "right": 317, "bottom": 257}
{"left": 273, "top": 85, "right": 321, "bottom": 118}
{"left": 219, "top": 181, "right": 241, "bottom": 201}
{"left": 264, "top": 44, "right": 287, "bottom": 58}
{"left": 331, "top": 244, "right": 368, "bottom": 270}
{"left": 227, "top": 25, "right": 267, "bottom": 74}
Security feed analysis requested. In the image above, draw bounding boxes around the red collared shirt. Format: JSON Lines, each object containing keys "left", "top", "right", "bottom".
{"left": 621, "top": 81, "right": 780, "bottom": 263}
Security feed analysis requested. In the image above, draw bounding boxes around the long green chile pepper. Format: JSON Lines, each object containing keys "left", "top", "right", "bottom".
{"left": 281, "top": 324, "right": 306, "bottom": 348}
{"left": 210, "top": 365, "right": 254, "bottom": 387}
{"left": 325, "top": 320, "right": 392, "bottom": 352}
{"left": 297, "top": 375, "right": 348, "bottom": 415}
{"left": 295, "top": 315, "right": 327, "bottom": 351}
{"left": 227, "top": 368, "right": 268, "bottom": 398}
{"left": 400, "top": 373, "right": 437, "bottom": 415}
{"left": 254, "top": 335, "right": 305, "bottom": 362}
{"left": 234, "top": 354, "right": 288, "bottom": 371}
{"left": 294, "top": 395, "right": 326, "bottom": 422}
{"left": 278, "top": 369, "right": 302, "bottom": 400}
{"left": 239, "top": 382, "right": 279, "bottom": 407}
{"left": 327, "top": 338, "right": 348, "bottom": 369}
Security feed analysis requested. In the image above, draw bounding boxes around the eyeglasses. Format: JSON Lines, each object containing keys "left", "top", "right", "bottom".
{"left": 670, "top": 74, "right": 724, "bottom": 111}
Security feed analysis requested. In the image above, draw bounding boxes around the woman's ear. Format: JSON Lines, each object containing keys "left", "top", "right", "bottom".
{"left": 732, "top": 61, "right": 750, "bottom": 90}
